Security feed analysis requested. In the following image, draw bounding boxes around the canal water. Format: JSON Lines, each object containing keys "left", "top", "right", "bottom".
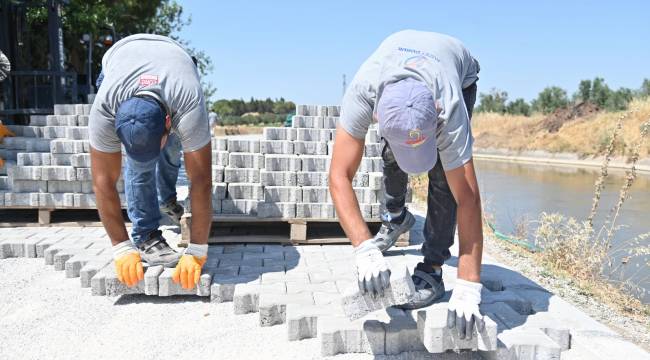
{"left": 475, "top": 159, "right": 649, "bottom": 303}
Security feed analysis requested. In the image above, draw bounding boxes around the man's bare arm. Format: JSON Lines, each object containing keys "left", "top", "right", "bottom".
{"left": 183, "top": 143, "right": 212, "bottom": 245}
{"left": 444, "top": 158, "right": 483, "bottom": 282}
{"left": 329, "top": 127, "right": 372, "bottom": 246}
{"left": 91, "top": 147, "right": 129, "bottom": 246}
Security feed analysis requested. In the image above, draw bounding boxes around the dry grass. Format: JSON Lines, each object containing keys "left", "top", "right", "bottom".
{"left": 472, "top": 98, "right": 650, "bottom": 158}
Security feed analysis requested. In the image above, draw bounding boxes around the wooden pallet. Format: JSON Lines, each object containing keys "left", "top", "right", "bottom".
{"left": 179, "top": 213, "right": 410, "bottom": 247}
{"left": 0, "top": 206, "right": 111, "bottom": 227}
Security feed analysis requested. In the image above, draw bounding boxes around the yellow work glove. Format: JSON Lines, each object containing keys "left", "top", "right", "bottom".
{"left": 0, "top": 123, "right": 15, "bottom": 138}
{"left": 112, "top": 240, "right": 144, "bottom": 287}
{"left": 173, "top": 243, "right": 208, "bottom": 290}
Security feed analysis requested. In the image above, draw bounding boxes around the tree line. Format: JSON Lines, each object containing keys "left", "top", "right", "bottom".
{"left": 476, "top": 78, "right": 650, "bottom": 116}
{"left": 211, "top": 97, "right": 296, "bottom": 126}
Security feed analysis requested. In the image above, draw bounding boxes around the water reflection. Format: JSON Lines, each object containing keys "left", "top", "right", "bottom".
{"left": 475, "top": 159, "right": 649, "bottom": 302}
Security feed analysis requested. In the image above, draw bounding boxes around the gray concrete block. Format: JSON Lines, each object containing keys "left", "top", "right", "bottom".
{"left": 29, "top": 115, "right": 47, "bottom": 126}
{"left": 76, "top": 167, "right": 92, "bottom": 181}
{"left": 158, "top": 267, "right": 211, "bottom": 296}
{"left": 227, "top": 182, "right": 263, "bottom": 200}
{"left": 90, "top": 265, "right": 110, "bottom": 295}
{"left": 260, "top": 170, "right": 296, "bottom": 186}
{"left": 26, "top": 138, "right": 52, "bottom": 152}
{"left": 54, "top": 246, "right": 104, "bottom": 271}
{"left": 44, "top": 241, "right": 94, "bottom": 265}
{"left": 263, "top": 186, "right": 301, "bottom": 203}
{"left": 258, "top": 292, "right": 315, "bottom": 327}
{"left": 341, "top": 264, "right": 416, "bottom": 320}
{"left": 260, "top": 140, "right": 294, "bottom": 155}
{"left": 384, "top": 309, "right": 427, "bottom": 355}
{"left": 47, "top": 114, "right": 78, "bottom": 126}
{"left": 417, "top": 302, "right": 498, "bottom": 353}
{"left": 220, "top": 199, "right": 257, "bottom": 215}
{"left": 80, "top": 260, "right": 111, "bottom": 287}
{"left": 494, "top": 327, "right": 562, "bottom": 360}
{"left": 257, "top": 202, "right": 296, "bottom": 218}
{"left": 5, "top": 192, "right": 40, "bottom": 206}
{"left": 365, "top": 128, "right": 380, "bottom": 143}
{"left": 318, "top": 315, "right": 386, "bottom": 356}
{"left": 0, "top": 177, "right": 7, "bottom": 191}
{"left": 65, "top": 126, "right": 88, "bottom": 140}
{"left": 50, "top": 153, "right": 72, "bottom": 166}
{"left": 228, "top": 152, "right": 264, "bottom": 169}
{"left": 211, "top": 166, "right": 224, "bottom": 182}
{"left": 227, "top": 139, "right": 259, "bottom": 153}
{"left": 212, "top": 150, "right": 229, "bottom": 166}
{"left": 39, "top": 193, "right": 74, "bottom": 207}
{"left": 295, "top": 105, "right": 319, "bottom": 116}
{"left": 144, "top": 265, "right": 165, "bottom": 295}
{"left": 301, "top": 155, "right": 330, "bottom": 172}
{"left": 212, "top": 137, "right": 228, "bottom": 151}
{"left": 105, "top": 265, "right": 146, "bottom": 296}
{"left": 327, "top": 106, "right": 340, "bottom": 117}
{"left": 74, "top": 193, "right": 97, "bottom": 207}
{"left": 322, "top": 116, "right": 338, "bottom": 129}
{"left": 294, "top": 141, "right": 327, "bottom": 155}
{"left": 47, "top": 180, "right": 81, "bottom": 193}
{"left": 295, "top": 203, "right": 335, "bottom": 218}
{"left": 8, "top": 166, "right": 42, "bottom": 180}
{"left": 302, "top": 186, "right": 331, "bottom": 203}
{"left": 41, "top": 166, "right": 76, "bottom": 181}
{"left": 264, "top": 154, "right": 301, "bottom": 171}
{"left": 297, "top": 128, "right": 332, "bottom": 142}
{"left": 42, "top": 125, "right": 68, "bottom": 139}
{"left": 365, "top": 143, "right": 382, "bottom": 157}
{"left": 50, "top": 139, "right": 87, "bottom": 154}
{"left": 210, "top": 274, "right": 260, "bottom": 303}
{"left": 17, "top": 153, "right": 43, "bottom": 166}
{"left": 359, "top": 157, "right": 382, "bottom": 173}
{"left": 77, "top": 115, "right": 89, "bottom": 126}
{"left": 296, "top": 171, "right": 328, "bottom": 186}
{"left": 212, "top": 182, "right": 227, "bottom": 200}
{"left": 224, "top": 167, "right": 259, "bottom": 183}
{"left": 75, "top": 104, "right": 92, "bottom": 115}
{"left": 263, "top": 127, "right": 296, "bottom": 141}
{"left": 369, "top": 172, "right": 383, "bottom": 190}
{"left": 10, "top": 179, "right": 47, "bottom": 192}
{"left": 482, "top": 289, "right": 533, "bottom": 315}
{"left": 292, "top": 115, "right": 323, "bottom": 128}
{"left": 354, "top": 187, "right": 376, "bottom": 204}
{"left": 70, "top": 153, "right": 91, "bottom": 168}
{"left": 233, "top": 283, "right": 261, "bottom": 314}
{"left": 352, "top": 173, "right": 369, "bottom": 188}
{"left": 53, "top": 104, "right": 76, "bottom": 115}
{"left": 65, "top": 253, "right": 111, "bottom": 278}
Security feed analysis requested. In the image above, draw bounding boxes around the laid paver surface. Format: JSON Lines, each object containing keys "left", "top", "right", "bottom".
{"left": 0, "top": 213, "right": 648, "bottom": 360}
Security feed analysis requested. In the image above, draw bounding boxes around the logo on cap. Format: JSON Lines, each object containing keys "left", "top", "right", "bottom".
{"left": 405, "top": 129, "right": 427, "bottom": 147}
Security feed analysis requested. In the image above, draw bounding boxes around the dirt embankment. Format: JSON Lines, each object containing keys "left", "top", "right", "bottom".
{"left": 472, "top": 98, "right": 650, "bottom": 159}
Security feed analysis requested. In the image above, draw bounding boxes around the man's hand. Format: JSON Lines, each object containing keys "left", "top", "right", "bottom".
{"left": 354, "top": 240, "right": 391, "bottom": 298}
{"left": 447, "top": 278, "right": 484, "bottom": 340}
{"left": 172, "top": 243, "right": 208, "bottom": 290}
{"left": 113, "top": 240, "right": 144, "bottom": 287}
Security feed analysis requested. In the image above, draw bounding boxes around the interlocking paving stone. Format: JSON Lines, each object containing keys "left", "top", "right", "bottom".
{"left": 341, "top": 264, "right": 416, "bottom": 320}
{"left": 417, "top": 302, "right": 498, "bottom": 353}
{"left": 258, "top": 292, "right": 315, "bottom": 327}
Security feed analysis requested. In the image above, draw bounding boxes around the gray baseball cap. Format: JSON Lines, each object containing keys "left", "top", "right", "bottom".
{"left": 377, "top": 78, "right": 438, "bottom": 174}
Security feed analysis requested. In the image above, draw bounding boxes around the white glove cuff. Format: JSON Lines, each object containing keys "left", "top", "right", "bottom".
{"left": 112, "top": 240, "right": 138, "bottom": 260}
{"left": 454, "top": 278, "right": 483, "bottom": 303}
{"left": 353, "top": 239, "right": 377, "bottom": 255}
{"left": 185, "top": 243, "right": 208, "bottom": 258}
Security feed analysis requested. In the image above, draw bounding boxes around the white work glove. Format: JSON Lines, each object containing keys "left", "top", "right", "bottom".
{"left": 354, "top": 239, "right": 391, "bottom": 298}
{"left": 447, "top": 278, "right": 485, "bottom": 340}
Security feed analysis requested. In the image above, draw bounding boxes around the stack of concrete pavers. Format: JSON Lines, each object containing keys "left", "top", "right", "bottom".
{"left": 0, "top": 103, "right": 126, "bottom": 208}
{"left": 211, "top": 104, "right": 403, "bottom": 220}
{"left": 2, "top": 227, "right": 649, "bottom": 359}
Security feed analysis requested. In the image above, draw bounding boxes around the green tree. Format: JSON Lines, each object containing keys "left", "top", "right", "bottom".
{"left": 26, "top": 0, "right": 214, "bottom": 105}
{"left": 506, "top": 98, "right": 531, "bottom": 116}
{"left": 606, "top": 88, "right": 633, "bottom": 111}
{"left": 590, "top": 77, "right": 611, "bottom": 108}
{"left": 577, "top": 79, "right": 592, "bottom": 103}
{"left": 476, "top": 88, "right": 508, "bottom": 113}
{"left": 532, "top": 86, "right": 568, "bottom": 114}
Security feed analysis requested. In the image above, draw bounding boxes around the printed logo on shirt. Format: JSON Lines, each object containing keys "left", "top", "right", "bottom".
{"left": 139, "top": 74, "right": 159, "bottom": 87}
{"left": 405, "top": 129, "right": 427, "bottom": 147}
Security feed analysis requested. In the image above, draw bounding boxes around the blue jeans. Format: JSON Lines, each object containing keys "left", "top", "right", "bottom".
{"left": 381, "top": 81, "right": 477, "bottom": 265}
{"left": 124, "top": 133, "right": 182, "bottom": 246}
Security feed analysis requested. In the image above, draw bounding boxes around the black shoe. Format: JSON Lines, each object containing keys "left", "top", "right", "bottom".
{"left": 137, "top": 230, "right": 181, "bottom": 267}
{"left": 371, "top": 209, "right": 415, "bottom": 252}
{"left": 160, "top": 199, "right": 184, "bottom": 225}
{"left": 397, "top": 262, "right": 445, "bottom": 310}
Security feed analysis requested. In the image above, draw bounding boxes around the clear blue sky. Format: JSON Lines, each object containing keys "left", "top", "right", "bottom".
{"left": 177, "top": 0, "right": 650, "bottom": 105}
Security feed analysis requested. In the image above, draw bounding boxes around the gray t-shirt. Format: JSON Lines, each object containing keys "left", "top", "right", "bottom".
{"left": 89, "top": 34, "right": 210, "bottom": 154}
{"left": 340, "top": 30, "right": 479, "bottom": 170}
